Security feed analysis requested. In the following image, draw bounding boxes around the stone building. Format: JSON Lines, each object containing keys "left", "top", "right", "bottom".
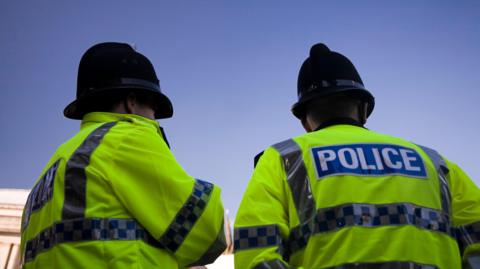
{"left": 0, "top": 189, "right": 28, "bottom": 268}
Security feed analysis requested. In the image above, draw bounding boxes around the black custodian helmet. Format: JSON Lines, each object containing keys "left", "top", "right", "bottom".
{"left": 292, "top": 43, "right": 374, "bottom": 119}
{"left": 64, "top": 42, "right": 173, "bottom": 120}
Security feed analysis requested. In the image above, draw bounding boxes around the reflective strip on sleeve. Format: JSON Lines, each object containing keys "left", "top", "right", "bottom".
{"left": 23, "top": 217, "right": 162, "bottom": 263}
{"left": 272, "top": 139, "right": 316, "bottom": 225}
{"left": 234, "top": 225, "right": 283, "bottom": 251}
{"left": 416, "top": 145, "right": 452, "bottom": 216}
{"left": 329, "top": 261, "right": 437, "bottom": 269}
{"left": 253, "top": 259, "right": 293, "bottom": 269}
{"left": 288, "top": 202, "right": 455, "bottom": 254}
{"left": 158, "top": 179, "right": 214, "bottom": 252}
{"left": 457, "top": 221, "right": 480, "bottom": 252}
{"left": 62, "top": 122, "right": 118, "bottom": 219}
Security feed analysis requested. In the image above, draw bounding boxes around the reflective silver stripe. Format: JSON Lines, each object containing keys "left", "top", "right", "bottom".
{"left": 158, "top": 179, "right": 214, "bottom": 252}
{"left": 457, "top": 221, "right": 480, "bottom": 252}
{"left": 416, "top": 145, "right": 452, "bottom": 216}
{"left": 62, "top": 122, "right": 117, "bottom": 219}
{"left": 330, "top": 261, "right": 437, "bottom": 269}
{"left": 254, "top": 259, "right": 293, "bottom": 269}
{"left": 234, "top": 224, "right": 282, "bottom": 251}
{"left": 272, "top": 139, "right": 316, "bottom": 225}
{"left": 189, "top": 219, "right": 227, "bottom": 266}
{"left": 416, "top": 146, "right": 480, "bottom": 257}
{"left": 24, "top": 217, "right": 162, "bottom": 263}
{"left": 288, "top": 202, "right": 454, "bottom": 254}
{"left": 465, "top": 256, "right": 480, "bottom": 269}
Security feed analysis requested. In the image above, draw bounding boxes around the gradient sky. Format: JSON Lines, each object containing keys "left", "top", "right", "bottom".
{"left": 1, "top": 1, "right": 479, "bottom": 218}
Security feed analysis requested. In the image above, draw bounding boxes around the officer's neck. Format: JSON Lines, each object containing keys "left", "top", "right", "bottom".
{"left": 111, "top": 98, "right": 156, "bottom": 120}
{"left": 312, "top": 117, "right": 364, "bottom": 132}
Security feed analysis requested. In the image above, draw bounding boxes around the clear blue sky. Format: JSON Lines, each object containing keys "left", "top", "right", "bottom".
{"left": 1, "top": 1, "right": 479, "bottom": 218}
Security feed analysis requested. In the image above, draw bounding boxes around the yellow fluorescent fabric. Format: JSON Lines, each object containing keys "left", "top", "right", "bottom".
{"left": 235, "top": 124, "right": 480, "bottom": 269}
{"left": 447, "top": 161, "right": 480, "bottom": 263}
{"left": 21, "top": 112, "right": 226, "bottom": 268}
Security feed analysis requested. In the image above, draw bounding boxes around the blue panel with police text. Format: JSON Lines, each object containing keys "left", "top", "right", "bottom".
{"left": 311, "top": 144, "right": 427, "bottom": 179}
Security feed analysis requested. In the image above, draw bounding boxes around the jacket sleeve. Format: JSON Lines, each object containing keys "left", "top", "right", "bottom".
{"left": 448, "top": 160, "right": 480, "bottom": 267}
{"left": 109, "top": 124, "right": 226, "bottom": 267}
{"left": 234, "top": 147, "right": 301, "bottom": 269}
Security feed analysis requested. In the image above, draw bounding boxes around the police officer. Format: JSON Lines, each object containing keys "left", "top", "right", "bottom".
{"left": 234, "top": 43, "right": 480, "bottom": 268}
{"left": 20, "top": 42, "right": 226, "bottom": 268}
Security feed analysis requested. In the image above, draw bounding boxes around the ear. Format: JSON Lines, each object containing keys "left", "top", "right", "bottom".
{"left": 361, "top": 102, "right": 368, "bottom": 124}
{"left": 301, "top": 117, "right": 313, "bottom": 132}
{"left": 124, "top": 93, "right": 137, "bottom": 114}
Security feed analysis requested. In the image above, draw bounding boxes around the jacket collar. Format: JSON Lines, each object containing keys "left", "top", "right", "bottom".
{"left": 80, "top": 112, "right": 160, "bottom": 130}
{"left": 80, "top": 112, "right": 171, "bottom": 148}
{"left": 314, "top": 117, "right": 364, "bottom": 131}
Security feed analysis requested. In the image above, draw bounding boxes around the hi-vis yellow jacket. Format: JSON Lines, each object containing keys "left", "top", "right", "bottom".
{"left": 234, "top": 124, "right": 480, "bottom": 269}
{"left": 20, "top": 112, "right": 226, "bottom": 268}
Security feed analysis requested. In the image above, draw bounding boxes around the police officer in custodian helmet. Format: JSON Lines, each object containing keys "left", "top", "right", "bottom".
{"left": 20, "top": 42, "right": 226, "bottom": 268}
{"left": 234, "top": 43, "right": 480, "bottom": 269}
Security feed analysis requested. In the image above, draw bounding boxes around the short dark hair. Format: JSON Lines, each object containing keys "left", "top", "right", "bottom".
{"left": 304, "top": 93, "right": 362, "bottom": 121}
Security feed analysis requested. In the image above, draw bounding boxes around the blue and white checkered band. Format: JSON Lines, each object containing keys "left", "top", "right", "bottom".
{"left": 311, "top": 144, "right": 427, "bottom": 180}
{"left": 327, "top": 261, "right": 437, "bottom": 269}
{"left": 22, "top": 160, "right": 61, "bottom": 231}
{"left": 456, "top": 221, "right": 480, "bottom": 253}
{"left": 234, "top": 225, "right": 283, "bottom": 251}
{"left": 287, "top": 203, "right": 455, "bottom": 254}
{"left": 268, "top": 140, "right": 455, "bottom": 260}
{"left": 158, "top": 179, "right": 214, "bottom": 252}
{"left": 23, "top": 218, "right": 162, "bottom": 263}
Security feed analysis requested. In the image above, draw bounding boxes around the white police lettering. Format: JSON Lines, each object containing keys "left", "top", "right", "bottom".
{"left": 399, "top": 149, "right": 422, "bottom": 172}
{"left": 382, "top": 148, "right": 402, "bottom": 169}
{"left": 372, "top": 148, "right": 384, "bottom": 170}
{"left": 356, "top": 148, "right": 376, "bottom": 170}
{"left": 22, "top": 160, "right": 60, "bottom": 229}
{"left": 338, "top": 148, "right": 358, "bottom": 169}
{"left": 311, "top": 144, "right": 426, "bottom": 179}
{"left": 319, "top": 149, "right": 336, "bottom": 171}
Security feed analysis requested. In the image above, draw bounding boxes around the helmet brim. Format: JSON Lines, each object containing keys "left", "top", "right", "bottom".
{"left": 63, "top": 87, "right": 173, "bottom": 120}
{"left": 291, "top": 87, "right": 375, "bottom": 119}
